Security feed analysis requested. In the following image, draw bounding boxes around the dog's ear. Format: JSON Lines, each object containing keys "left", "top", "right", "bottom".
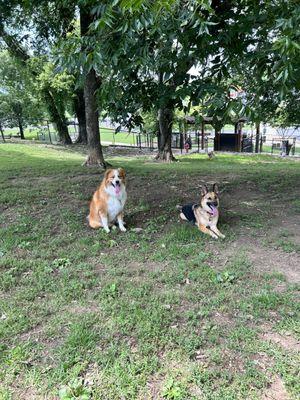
{"left": 213, "top": 183, "right": 219, "bottom": 194}
{"left": 104, "top": 169, "right": 113, "bottom": 180}
{"left": 201, "top": 185, "right": 208, "bottom": 196}
{"left": 118, "top": 168, "right": 126, "bottom": 180}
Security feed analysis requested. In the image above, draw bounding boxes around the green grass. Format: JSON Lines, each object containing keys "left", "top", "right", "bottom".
{"left": 0, "top": 143, "right": 299, "bottom": 399}
{"left": 2, "top": 126, "right": 150, "bottom": 146}
{"left": 3, "top": 127, "right": 39, "bottom": 140}
{"left": 262, "top": 144, "right": 300, "bottom": 156}
{"left": 100, "top": 128, "right": 138, "bottom": 145}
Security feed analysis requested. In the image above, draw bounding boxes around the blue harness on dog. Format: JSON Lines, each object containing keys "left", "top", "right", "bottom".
{"left": 181, "top": 203, "right": 198, "bottom": 224}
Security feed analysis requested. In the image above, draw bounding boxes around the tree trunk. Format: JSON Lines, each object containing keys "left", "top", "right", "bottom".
{"left": 255, "top": 122, "right": 260, "bottom": 153}
{"left": 74, "top": 88, "right": 87, "bottom": 144}
{"left": 43, "top": 89, "right": 72, "bottom": 145}
{"left": 0, "top": 122, "right": 5, "bottom": 142}
{"left": 155, "top": 107, "right": 176, "bottom": 161}
{"left": 18, "top": 117, "right": 25, "bottom": 139}
{"left": 259, "top": 131, "right": 263, "bottom": 153}
{"left": 80, "top": 7, "right": 107, "bottom": 167}
{"left": 13, "top": 103, "right": 25, "bottom": 139}
{"left": 83, "top": 68, "right": 107, "bottom": 167}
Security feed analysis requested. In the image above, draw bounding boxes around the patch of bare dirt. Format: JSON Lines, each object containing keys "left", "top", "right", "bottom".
{"left": 143, "top": 374, "right": 164, "bottom": 400}
{"left": 0, "top": 207, "right": 20, "bottom": 228}
{"left": 261, "top": 376, "right": 290, "bottom": 400}
{"left": 251, "top": 351, "right": 274, "bottom": 372}
{"left": 217, "top": 349, "right": 246, "bottom": 373}
{"left": 64, "top": 301, "right": 101, "bottom": 315}
{"left": 220, "top": 183, "right": 300, "bottom": 283}
{"left": 263, "top": 213, "right": 300, "bottom": 250}
{"left": 128, "top": 260, "right": 168, "bottom": 273}
{"left": 208, "top": 246, "right": 296, "bottom": 290}
{"left": 212, "top": 312, "right": 235, "bottom": 328}
{"left": 246, "top": 246, "right": 300, "bottom": 284}
{"left": 206, "top": 235, "right": 299, "bottom": 284}
{"left": 261, "top": 331, "right": 300, "bottom": 352}
{"left": 272, "top": 282, "right": 288, "bottom": 293}
{"left": 17, "top": 317, "right": 67, "bottom": 370}
{"left": 10, "top": 385, "right": 48, "bottom": 400}
{"left": 19, "top": 323, "right": 45, "bottom": 342}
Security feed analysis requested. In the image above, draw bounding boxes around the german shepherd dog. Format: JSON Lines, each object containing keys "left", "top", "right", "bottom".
{"left": 178, "top": 184, "right": 225, "bottom": 239}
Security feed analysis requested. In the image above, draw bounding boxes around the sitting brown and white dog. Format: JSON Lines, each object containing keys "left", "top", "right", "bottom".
{"left": 179, "top": 184, "right": 225, "bottom": 239}
{"left": 88, "top": 168, "right": 127, "bottom": 233}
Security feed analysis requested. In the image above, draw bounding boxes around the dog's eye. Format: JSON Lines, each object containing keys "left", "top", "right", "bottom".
{"left": 208, "top": 197, "right": 212, "bottom": 200}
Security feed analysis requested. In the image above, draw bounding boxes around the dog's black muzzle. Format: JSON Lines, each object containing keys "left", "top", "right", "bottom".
{"left": 111, "top": 181, "right": 121, "bottom": 188}
{"left": 208, "top": 201, "right": 218, "bottom": 208}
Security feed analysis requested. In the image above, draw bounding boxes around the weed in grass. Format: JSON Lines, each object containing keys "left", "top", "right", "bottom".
{"left": 58, "top": 378, "right": 91, "bottom": 400}
{"left": 215, "top": 271, "right": 237, "bottom": 285}
{"left": 162, "top": 377, "right": 188, "bottom": 399}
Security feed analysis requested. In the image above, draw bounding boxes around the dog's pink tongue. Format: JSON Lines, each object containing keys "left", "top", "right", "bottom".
{"left": 115, "top": 186, "right": 121, "bottom": 195}
{"left": 211, "top": 206, "right": 218, "bottom": 217}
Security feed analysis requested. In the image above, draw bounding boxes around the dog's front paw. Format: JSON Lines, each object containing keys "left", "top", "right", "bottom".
{"left": 103, "top": 227, "right": 110, "bottom": 233}
{"left": 119, "top": 226, "right": 127, "bottom": 232}
{"left": 219, "top": 233, "right": 225, "bottom": 239}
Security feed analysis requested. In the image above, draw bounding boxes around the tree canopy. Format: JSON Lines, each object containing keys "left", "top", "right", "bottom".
{"left": 0, "top": 0, "right": 299, "bottom": 163}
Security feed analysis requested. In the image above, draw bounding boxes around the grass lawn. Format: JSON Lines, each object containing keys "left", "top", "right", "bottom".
{"left": 99, "top": 128, "right": 138, "bottom": 145}
{"left": 0, "top": 143, "right": 299, "bottom": 400}
{"left": 262, "top": 144, "right": 300, "bottom": 156}
{"left": 3, "top": 127, "right": 143, "bottom": 146}
{"left": 2, "top": 127, "right": 40, "bottom": 140}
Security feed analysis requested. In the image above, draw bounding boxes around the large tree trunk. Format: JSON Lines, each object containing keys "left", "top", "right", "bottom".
{"left": 74, "top": 88, "right": 87, "bottom": 144}
{"left": 18, "top": 117, "right": 25, "bottom": 139}
{"left": 155, "top": 107, "right": 176, "bottom": 161}
{"left": 13, "top": 103, "right": 25, "bottom": 139}
{"left": 43, "top": 89, "right": 72, "bottom": 144}
{"left": 255, "top": 121, "right": 260, "bottom": 153}
{"left": 80, "top": 7, "right": 107, "bottom": 167}
{"left": 83, "top": 68, "right": 107, "bottom": 167}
